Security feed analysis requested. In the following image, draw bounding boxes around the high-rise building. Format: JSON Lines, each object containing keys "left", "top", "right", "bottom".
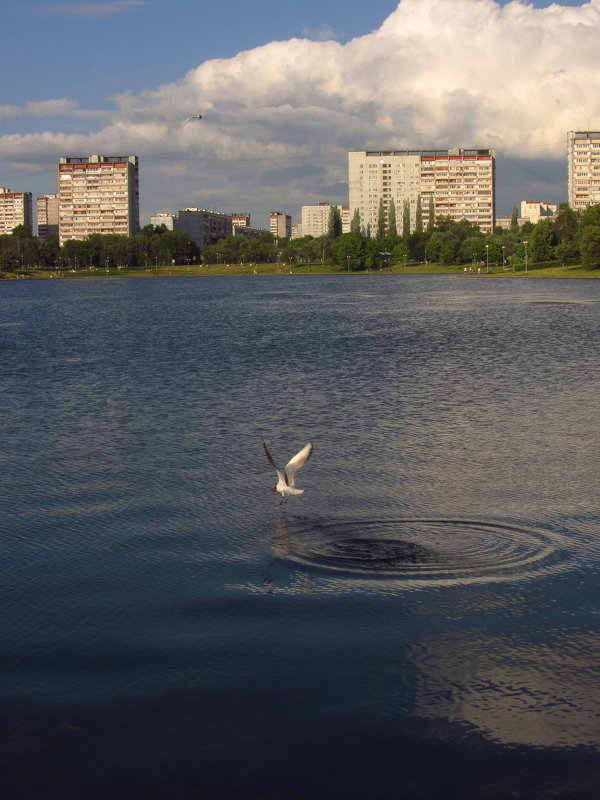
{"left": 300, "top": 203, "right": 351, "bottom": 238}
{"left": 349, "top": 148, "right": 496, "bottom": 235}
{"left": 0, "top": 188, "right": 33, "bottom": 235}
{"left": 37, "top": 193, "right": 59, "bottom": 241}
{"left": 58, "top": 155, "right": 139, "bottom": 245}
{"left": 174, "top": 208, "right": 232, "bottom": 247}
{"left": 567, "top": 131, "right": 600, "bottom": 210}
{"left": 269, "top": 211, "right": 292, "bottom": 239}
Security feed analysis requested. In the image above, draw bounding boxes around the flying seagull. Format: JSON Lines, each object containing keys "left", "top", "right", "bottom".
{"left": 184, "top": 113, "right": 204, "bottom": 121}
{"left": 262, "top": 440, "right": 313, "bottom": 505}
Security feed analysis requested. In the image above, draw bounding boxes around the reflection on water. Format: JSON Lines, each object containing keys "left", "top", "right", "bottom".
{"left": 412, "top": 627, "right": 600, "bottom": 749}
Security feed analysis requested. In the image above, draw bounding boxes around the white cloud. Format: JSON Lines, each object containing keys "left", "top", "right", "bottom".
{"left": 2, "top": 0, "right": 599, "bottom": 222}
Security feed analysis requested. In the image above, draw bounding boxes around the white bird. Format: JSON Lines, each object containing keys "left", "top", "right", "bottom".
{"left": 262, "top": 440, "right": 313, "bottom": 505}
{"left": 184, "top": 113, "right": 204, "bottom": 122}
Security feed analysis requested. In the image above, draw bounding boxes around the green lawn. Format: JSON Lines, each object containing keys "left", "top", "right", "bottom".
{"left": 5, "top": 262, "right": 600, "bottom": 280}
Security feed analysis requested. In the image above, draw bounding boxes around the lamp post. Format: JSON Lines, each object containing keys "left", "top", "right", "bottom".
{"left": 502, "top": 245, "right": 505, "bottom": 271}
{"left": 486, "top": 243, "right": 489, "bottom": 273}
{"left": 524, "top": 240, "right": 529, "bottom": 274}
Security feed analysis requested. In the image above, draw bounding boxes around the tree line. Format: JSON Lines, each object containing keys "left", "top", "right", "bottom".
{"left": 2, "top": 202, "right": 600, "bottom": 275}
{"left": 0, "top": 225, "right": 199, "bottom": 274}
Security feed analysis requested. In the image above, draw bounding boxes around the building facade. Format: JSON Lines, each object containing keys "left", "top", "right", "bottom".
{"left": 0, "top": 188, "right": 33, "bottom": 235}
{"left": 269, "top": 211, "right": 292, "bottom": 239}
{"left": 231, "top": 214, "right": 251, "bottom": 229}
{"left": 36, "top": 193, "right": 59, "bottom": 241}
{"left": 348, "top": 148, "right": 496, "bottom": 235}
{"left": 174, "top": 208, "right": 232, "bottom": 247}
{"left": 58, "top": 155, "right": 139, "bottom": 245}
{"left": 567, "top": 131, "right": 600, "bottom": 210}
{"left": 150, "top": 213, "right": 176, "bottom": 230}
{"left": 300, "top": 203, "right": 351, "bottom": 238}
{"left": 520, "top": 201, "right": 558, "bottom": 225}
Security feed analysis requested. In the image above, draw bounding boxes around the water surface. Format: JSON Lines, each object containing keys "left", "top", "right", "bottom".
{"left": 1, "top": 274, "right": 599, "bottom": 799}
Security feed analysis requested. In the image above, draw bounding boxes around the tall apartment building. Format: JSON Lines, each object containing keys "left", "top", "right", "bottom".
{"left": 348, "top": 148, "right": 495, "bottom": 235}
{"left": 174, "top": 208, "right": 232, "bottom": 247}
{"left": 269, "top": 211, "right": 292, "bottom": 239}
{"left": 567, "top": 131, "right": 600, "bottom": 210}
{"left": 0, "top": 188, "right": 33, "bottom": 235}
{"left": 301, "top": 203, "right": 351, "bottom": 238}
{"left": 37, "top": 193, "right": 59, "bottom": 241}
{"left": 58, "top": 155, "right": 139, "bottom": 245}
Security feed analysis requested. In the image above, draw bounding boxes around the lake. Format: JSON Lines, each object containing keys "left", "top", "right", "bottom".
{"left": 1, "top": 274, "right": 599, "bottom": 799}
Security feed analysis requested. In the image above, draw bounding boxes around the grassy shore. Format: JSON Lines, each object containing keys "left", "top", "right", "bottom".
{"left": 3, "top": 262, "right": 600, "bottom": 280}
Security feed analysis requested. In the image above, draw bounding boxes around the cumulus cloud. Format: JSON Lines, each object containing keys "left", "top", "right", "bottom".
{"left": 2, "top": 0, "right": 599, "bottom": 222}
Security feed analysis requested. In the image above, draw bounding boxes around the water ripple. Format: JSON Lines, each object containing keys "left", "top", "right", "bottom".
{"left": 270, "top": 518, "right": 571, "bottom": 587}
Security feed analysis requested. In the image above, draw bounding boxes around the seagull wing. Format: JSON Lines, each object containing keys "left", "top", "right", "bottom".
{"left": 284, "top": 443, "right": 313, "bottom": 487}
{"left": 262, "top": 440, "right": 287, "bottom": 485}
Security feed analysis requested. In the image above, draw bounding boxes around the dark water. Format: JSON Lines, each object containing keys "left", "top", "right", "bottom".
{"left": 1, "top": 274, "right": 599, "bottom": 799}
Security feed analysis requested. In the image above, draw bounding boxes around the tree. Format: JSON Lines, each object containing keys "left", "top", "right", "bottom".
{"left": 511, "top": 205, "right": 519, "bottom": 230}
{"left": 327, "top": 205, "right": 342, "bottom": 239}
{"left": 415, "top": 196, "right": 423, "bottom": 233}
{"left": 332, "top": 232, "right": 366, "bottom": 270}
{"left": 553, "top": 202, "right": 578, "bottom": 243}
{"left": 387, "top": 198, "right": 397, "bottom": 236}
{"left": 376, "top": 198, "right": 387, "bottom": 240}
{"left": 350, "top": 208, "right": 361, "bottom": 235}
{"left": 427, "top": 197, "right": 435, "bottom": 232}
{"left": 402, "top": 201, "right": 411, "bottom": 237}
{"left": 578, "top": 225, "right": 600, "bottom": 268}
{"left": 529, "top": 219, "right": 555, "bottom": 263}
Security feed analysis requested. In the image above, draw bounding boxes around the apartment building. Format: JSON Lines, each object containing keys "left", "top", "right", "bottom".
{"left": 174, "top": 208, "right": 232, "bottom": 247}
{"left": 58, "top": 155, "right": 139, "bottom": 245}
{"left": 0, "top": 188, "right": 33, "bottom": 235}
{"left": 520, "top": 201, "right": 558, "bottom": 225}
{"left": 301, "top": 203, "right": 351, "bottom": 238}
{"left": 37, "top": 193, "right": 59, "bottom": 242}
{"left": 348, "top": 148, "right": 496, "bottom": 235}
{"left": 150, "top": 213, "right": 176, "bottom": 230}
{"left": 567, "top": 131, "right": 600, "bottom": 210}
{"left": 269, "top": 211, "right": 292, "bottom": 239}
{"left": 231, "top": 214, "right": 251, "bottom": 229}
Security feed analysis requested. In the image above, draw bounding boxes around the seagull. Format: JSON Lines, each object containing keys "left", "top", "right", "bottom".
{"left": 184, "top": 113, "right": 204, "bottom": 122}
{"left": 262, "top": 440, "right": 313, "bottom": 505}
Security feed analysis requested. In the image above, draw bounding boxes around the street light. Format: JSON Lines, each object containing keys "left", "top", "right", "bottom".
{"left": 524, "top": 240, "right": 529, "bottom": 274}
{"left": 485, "top": 243, "right": 489, "bottom": 273}
{"left": 501, "top": 245, "right": 505, "bottom": 271}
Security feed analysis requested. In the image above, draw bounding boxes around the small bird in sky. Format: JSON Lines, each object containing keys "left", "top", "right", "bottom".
{"left": 262, "top": 440, "right": 313, "bottom": 505}
{"left": 184, "top": 113, "right": 204, "bottom": 122}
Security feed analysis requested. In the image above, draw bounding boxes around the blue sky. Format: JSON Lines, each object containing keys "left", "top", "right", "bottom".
{"left": 0, "top": 0, "right": 597, "bottom": 227}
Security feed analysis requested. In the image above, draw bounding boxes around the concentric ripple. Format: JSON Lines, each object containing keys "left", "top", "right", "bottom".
{"left": 271, "top": 518, "right": 570, "bottom": 585}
